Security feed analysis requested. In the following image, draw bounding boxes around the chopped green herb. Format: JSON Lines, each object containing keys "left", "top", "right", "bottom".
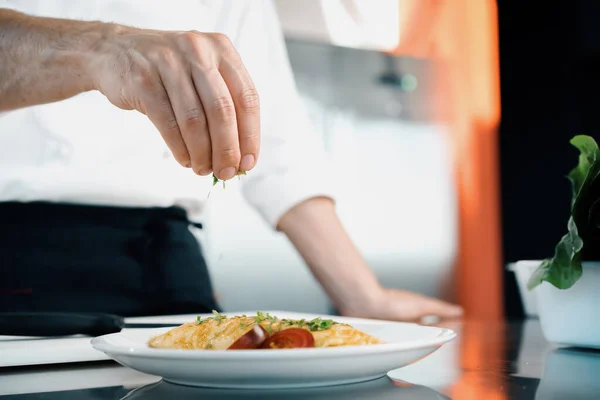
{"left": 255, "top": 311, "right": 269, "bottom": 324}
{"left": 307, "top": 317, "right": 336, "bottom": 331}
{"left": 211, "top": 173, "right": 225, "bottom": 189}
{"left": 196, "top": 311, "right": 338, "bottom": 332}
{"left": 205, "top": 343, "right": 213, "bottom": 349}
{"left": 268, "top": 320, "right": 278, "bottom": 333}
{"left": 212, "top": 310, "right": 226, "bottom": 324}
{"left": 281, "top": 318, "right": 309, "bottom": 328}
{"left": 254, "top": 311, "right": 278, "bottom": 331}
{"left": 212, "top": 171, "right": 247, "bottom": 189}
{"left": 266, "top": 312, "right": 276, "bottom": 322}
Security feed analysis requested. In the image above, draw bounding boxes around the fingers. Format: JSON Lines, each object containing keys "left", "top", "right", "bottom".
{"left": 119, "top": 31, "right": 260, "bottom": 178}
{"left": 414, "top": 296, "right": 464, "bottom": 320}
{"left": 382, "top": 290, "right": 463, "bottom": 322}
{"left": 192, "top": 67, "right": 240, "bottom": 181}
{"left": 218, "top": 49, "right": 260, "bottom": 172}
{"left": 158, "top": 55, "right": 212, "bottom": 175}
{"left": 139, "top": 72, "right": 191, "bottom": 168}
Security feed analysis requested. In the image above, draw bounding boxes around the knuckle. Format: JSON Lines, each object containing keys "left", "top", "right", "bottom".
{"left": 211, "top": 96, "right": 236, "bottom": 119}
{"left": 179, "top": 32, "right": 224, "bottom": 67}
{"left": 238, "top": 88, "right": 260, "bottom": 112}
{"left": 178, "top": 31, "right": 206, "bottom": 55}
{"left": 157, "top": 48, "right": 178, "bottom": 68}
{"left": 210, "top": 32, "right": 232, "bottom": 48}
{"left": 179, "top": 31, "right": 206, "bottom": 52}
{"left": 132, "top": 68, "right": 157, "bottom": 91}
{"left": 216, "top": 147, "right": 241, "bottom": 163}
{"left": 182, "top": 108, "right": 208, "bottom": 130}
{"left": 164, "top": 114, "right": 181, "bottom": 136}
{"left": 147, "top": 45, "right": 172, "bottom": 61}
{"left": 180, "top": 31, "right": 201, "bottom": 44}
{"left": 242, "top": 130, "right": 260, "bottom": 144}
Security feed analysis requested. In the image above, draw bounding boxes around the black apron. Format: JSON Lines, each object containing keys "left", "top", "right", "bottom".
{"left": 0, "top": 201, "right": 218, "bottom": 316}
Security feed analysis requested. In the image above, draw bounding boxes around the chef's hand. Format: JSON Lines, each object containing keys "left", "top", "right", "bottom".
{"left": 339, "top": 288, "right": 463, "bottom": 322}
{"left": 2, "top": 9, "right": 259, "bottom": 178}
{"left": 86, "top": 26, "right": 260, "bottom": 179}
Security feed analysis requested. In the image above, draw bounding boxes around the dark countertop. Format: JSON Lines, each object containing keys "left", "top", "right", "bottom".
{"left": 1, "top": 319, "right": 599, "bottom": 399}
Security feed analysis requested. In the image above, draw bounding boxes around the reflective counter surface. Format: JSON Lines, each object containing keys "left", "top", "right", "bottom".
{"left": 1, "top": 319, "right": 599, "bottom": 399}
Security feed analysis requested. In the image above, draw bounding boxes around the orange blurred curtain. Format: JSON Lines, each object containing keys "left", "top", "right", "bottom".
{"left": 391, "top": 0, "right": 503, "bottom": 321}
{"left": 390, "top": 2, "right": 505, "bottom": 399}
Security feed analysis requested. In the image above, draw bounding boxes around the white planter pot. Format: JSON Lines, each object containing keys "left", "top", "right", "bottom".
{"left": 532, "top": 261, "right": 600, "bottom": 349}
{"left": 509, "top": 261, "right": 541, "bottom": 317}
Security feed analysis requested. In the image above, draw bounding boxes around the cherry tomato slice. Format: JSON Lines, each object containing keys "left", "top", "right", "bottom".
{"left": 260, "top": 328, "right": 315, "bottom": 349}
{"left": 228, "top": 325, "right": 268, "bottom": 350}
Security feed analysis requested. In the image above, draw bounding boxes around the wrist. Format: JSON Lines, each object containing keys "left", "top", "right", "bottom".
{"left": 61, "top": 21, "right": 128, "bottom": 92}
{"left": 73, "top": 22, "right": 116, "bottom": 92}
{"left": 337, "top": 282, "right": 387, "bottom": 318}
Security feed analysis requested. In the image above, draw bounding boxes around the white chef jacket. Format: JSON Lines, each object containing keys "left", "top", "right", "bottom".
{"left": 0, "top": 0, "right": 334, "bottom": 228}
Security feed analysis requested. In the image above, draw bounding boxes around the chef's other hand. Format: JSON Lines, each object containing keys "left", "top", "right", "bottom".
{"left": 86, "top": 26, "right": 260, "bottom": 179}
{"left": 339, "top": 288, "right": 463, "bottom": 323}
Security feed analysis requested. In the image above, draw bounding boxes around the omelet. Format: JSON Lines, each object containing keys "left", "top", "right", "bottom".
{"left": 148, "top": 311, "right": 383, "bottom": 350}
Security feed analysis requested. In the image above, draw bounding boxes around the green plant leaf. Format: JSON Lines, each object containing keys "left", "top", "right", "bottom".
{"left": 527, "top": 217, "right": 583, "bottom": 290}
{"left": 568, "top": 135, "right": 599, "bottom": 202}
{"left": 528, "top": 135, "right": 600, "bottom": 290}
{"left": 569, "top": 137, "right": 600, "bottom": 253}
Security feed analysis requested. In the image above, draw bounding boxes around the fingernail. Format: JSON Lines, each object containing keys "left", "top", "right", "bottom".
{"left": 194, "top": 167, "right": 211, "bottom": 176}
{"left": 185, "top": 162, "right": 192, "bottom": 168}
{"left": 219, "top": 167, "right": 236, "bottom": 180}
{"left": 421, "top": 315, "right": 441, "bottom": 325}
{"left": 450, "top": 307, "right": 464, "bottom": 317}
{"left": 240, "top": 154, "right": 255, "bottom": 171}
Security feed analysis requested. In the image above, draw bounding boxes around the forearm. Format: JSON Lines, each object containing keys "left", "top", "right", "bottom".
{"left": 278, "top": 197, "right": 384, "bottom": 314}
{"left": 0, "top": 8, "right": 103, "bottom": 111}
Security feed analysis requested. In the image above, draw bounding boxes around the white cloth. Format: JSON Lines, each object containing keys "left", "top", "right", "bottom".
{"left": 0, "top": 0, "right": 334, "bottom": 228}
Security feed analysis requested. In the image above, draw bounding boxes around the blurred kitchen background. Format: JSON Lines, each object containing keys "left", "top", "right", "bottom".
{"left": 199, "top": 0, "right": 589, "bottom": 321}
{"left": 201, "top": 0, "right": 458, "bottom": 314}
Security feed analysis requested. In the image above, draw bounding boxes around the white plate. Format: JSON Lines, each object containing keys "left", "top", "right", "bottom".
{"left": 91, "top": 311, "right": 456, "bottom": 389}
